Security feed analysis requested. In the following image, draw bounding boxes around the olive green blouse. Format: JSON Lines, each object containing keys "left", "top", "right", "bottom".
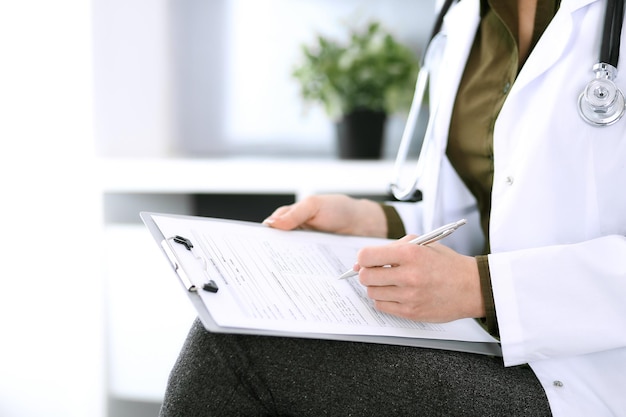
{"left": 385, "top": 0, "right": 559, "bottom": 337}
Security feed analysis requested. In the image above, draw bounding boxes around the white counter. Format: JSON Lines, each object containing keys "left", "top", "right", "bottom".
{"left": 97, "top": 157, "right": 395, "bottom": 197}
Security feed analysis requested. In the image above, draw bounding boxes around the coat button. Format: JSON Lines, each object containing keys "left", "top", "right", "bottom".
{"left": 505, "top": 176, "right": 514, "bottom": 185}
{"left": 553, "top": 380, "right": 564, "bottom": 388}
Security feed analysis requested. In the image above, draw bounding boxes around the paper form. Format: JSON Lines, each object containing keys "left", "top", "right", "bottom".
{"left": 152, "top": 215, "right": 497, "bottom": 344}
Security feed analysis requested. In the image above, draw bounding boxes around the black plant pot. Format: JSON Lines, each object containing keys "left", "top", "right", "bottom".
{"left": 335, "top": 109, "right": 387, "bottom": 159}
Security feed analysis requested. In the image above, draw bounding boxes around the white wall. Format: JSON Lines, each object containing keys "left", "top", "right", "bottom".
{"left": 93, "top": 0, "right": 174, "bottom": 157}
{"left": 0, "top": 1, "right": 104, "bottom": 416}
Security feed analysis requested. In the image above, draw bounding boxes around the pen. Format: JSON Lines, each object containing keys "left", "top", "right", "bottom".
{"left": 337, "top": 219, "right": 467, "bottom": 280}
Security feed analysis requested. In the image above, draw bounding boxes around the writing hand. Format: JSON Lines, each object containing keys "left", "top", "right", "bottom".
{"left": 356, "top": 239, "right": 485, "bottom": 323}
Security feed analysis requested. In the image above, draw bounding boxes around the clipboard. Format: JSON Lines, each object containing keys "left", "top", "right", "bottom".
{"left": 141, "top": 211, "right": 502, "bottom": 356}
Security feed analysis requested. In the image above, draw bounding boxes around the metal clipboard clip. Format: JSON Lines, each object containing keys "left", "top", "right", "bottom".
{"left": 161, "top": 235, "right": 219, "bottom": 293}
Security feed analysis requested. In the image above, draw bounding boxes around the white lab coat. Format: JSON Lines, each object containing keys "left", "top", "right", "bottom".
{"left": 393, "top": 0, "right": 626, "bottom": 415}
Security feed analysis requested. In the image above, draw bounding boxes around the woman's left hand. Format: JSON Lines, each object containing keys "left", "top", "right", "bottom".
{"left": 355, "top": 236, "right": 486, "bottom": 323}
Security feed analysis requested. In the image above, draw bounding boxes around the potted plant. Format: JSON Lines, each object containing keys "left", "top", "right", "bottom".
{"left": 292, "top": 21, "right": 419, "bottom": 159}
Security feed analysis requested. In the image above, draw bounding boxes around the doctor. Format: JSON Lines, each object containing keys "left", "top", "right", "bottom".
{"left": 160, "top": 0, "right": 626, "bottom": 416}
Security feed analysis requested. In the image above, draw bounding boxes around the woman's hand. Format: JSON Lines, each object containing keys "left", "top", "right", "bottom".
{"left": 356, "top": 237, "right": 485, "bottom": 323}
{"left": 263, "top": 194, "right": 388, "bottom": 238}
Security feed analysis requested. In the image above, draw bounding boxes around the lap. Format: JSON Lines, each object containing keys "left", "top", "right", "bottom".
{"left": 160, "top": 318, "right": 551, "bottom": 417}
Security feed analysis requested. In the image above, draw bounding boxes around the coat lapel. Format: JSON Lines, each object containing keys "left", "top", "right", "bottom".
{"left": 420, "top": 0, "right": 480, "bottom": 229}
{"left": 510, "top": 0, "right": 598, "bottom": 95}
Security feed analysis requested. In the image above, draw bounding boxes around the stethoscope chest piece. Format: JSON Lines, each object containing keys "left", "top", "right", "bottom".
{"left": 578, "top": 63, "right": 626, "bottom": 126}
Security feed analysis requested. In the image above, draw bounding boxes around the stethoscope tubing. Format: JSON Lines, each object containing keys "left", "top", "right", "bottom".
{"left": 601, "top": 0, "right": 624, "bottom": 67}
{"left": 389, "top": 0, "right": 457, "bottom": 202}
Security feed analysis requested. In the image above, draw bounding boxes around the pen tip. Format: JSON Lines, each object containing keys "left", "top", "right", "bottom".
{"left": 337, "top": 270, "right": 357, "bottom": 280}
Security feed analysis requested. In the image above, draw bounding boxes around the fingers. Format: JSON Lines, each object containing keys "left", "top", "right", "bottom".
{"left": 262, "top": 197, "right": 320, "bottom": 230}
{"left": 371, "top": 300, "right": 435, "bottom": 323}
{"left": 262, "top": 205, "right": 294, "bottom": 228}
{"left": 355, "top": 239, "right": 421, "bottom": 286}
{"left": 358, "top": 264, "right": 432, "bottom": 321}
{"left": 355, "top": 243, "right": 434, "bottom": 319}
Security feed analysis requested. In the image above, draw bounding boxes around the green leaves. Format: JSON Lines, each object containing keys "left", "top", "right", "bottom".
{"left": 292, "top": 22, "right": 419, "bottom": 119}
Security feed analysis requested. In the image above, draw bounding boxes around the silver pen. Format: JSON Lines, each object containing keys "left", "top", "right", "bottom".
{"left": 337, "top": 219, "right": 467, "bottom": 280}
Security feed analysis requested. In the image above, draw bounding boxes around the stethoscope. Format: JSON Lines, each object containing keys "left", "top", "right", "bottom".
{"left": 390, "top": 0, "right": 625, "bottom": 202}
{"left": 579, "top": 0, "right": 626, "bottom": 125}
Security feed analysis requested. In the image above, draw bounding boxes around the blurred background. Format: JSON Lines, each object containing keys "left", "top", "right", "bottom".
{"left": 0, "top": 0, "right": 436, "bottom": 416}
{"left": 94, "top": 0, "right": 436, "bottom": 159}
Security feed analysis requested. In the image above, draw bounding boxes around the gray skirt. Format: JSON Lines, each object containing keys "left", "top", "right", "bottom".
{"left": 159, "top": 319, "right": 552, "bottom": 417}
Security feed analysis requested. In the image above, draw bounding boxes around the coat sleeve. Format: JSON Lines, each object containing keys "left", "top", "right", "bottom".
{"left": 489, "top": 235, "right": 626, "bottom": 366}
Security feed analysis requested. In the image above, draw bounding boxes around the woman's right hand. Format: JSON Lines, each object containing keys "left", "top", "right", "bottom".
{"left": 263, "top": 194, "right": 388, "bottom": 238}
